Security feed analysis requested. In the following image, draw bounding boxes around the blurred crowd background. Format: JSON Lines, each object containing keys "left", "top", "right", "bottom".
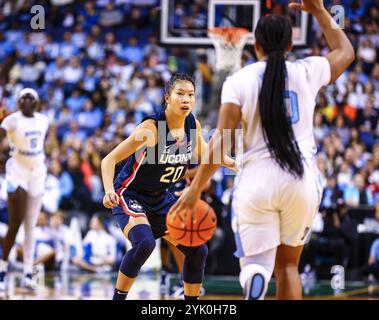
{"left": 0, "top": 0, "right": 379, "bottom": 284}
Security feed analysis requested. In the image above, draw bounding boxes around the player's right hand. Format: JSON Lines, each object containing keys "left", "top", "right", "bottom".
{"left": 103, "top": 191, "right": 120, "bottom": 208}
{"left": 288, "top": 0, "right": 326, "bottom": 15}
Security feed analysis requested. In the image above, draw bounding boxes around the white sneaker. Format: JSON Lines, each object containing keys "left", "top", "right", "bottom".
{"left": 21, "top": 274, "right": 35, "bottom": 291}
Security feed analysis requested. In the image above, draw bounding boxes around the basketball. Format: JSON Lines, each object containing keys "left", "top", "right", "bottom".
{"left": 166, "top": 200, "right": 217, "bottom": 247}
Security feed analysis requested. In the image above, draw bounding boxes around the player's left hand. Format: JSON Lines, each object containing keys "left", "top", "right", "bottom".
{"left": 168, "top": 186, "right": 201, "bottom": 225}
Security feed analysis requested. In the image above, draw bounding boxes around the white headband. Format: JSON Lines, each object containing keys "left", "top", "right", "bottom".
{"left": 18, "top": 88, "right": 40, "bottom": 102}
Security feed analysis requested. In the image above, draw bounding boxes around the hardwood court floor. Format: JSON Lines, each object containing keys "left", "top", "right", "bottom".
{"left": 0, "top": 272, "right": 378, "bottom": 300}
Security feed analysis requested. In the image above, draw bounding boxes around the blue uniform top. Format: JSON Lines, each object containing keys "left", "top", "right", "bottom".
{"left": 114, "top": 111, "right": 197, "bottom": 196}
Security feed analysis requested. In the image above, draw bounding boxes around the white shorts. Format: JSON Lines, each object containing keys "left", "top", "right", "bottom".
{"left": 5, "top": 157, "right": 47, "bottom": 197}
{"left": 231, "top": 157, "right": 322, "bottom": 257}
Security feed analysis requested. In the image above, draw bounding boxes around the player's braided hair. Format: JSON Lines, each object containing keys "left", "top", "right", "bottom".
{"left": 164, "top": 73, "right": 196, "bottom": 108}
{"left": 255, "top": 15, "right": 304, "bottom": 179}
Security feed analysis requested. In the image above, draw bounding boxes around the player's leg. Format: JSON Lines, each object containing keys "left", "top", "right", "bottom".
{"left": 168, "top": 241, "right": 184, "bottom": 274}
{"left": 113, "top": 213, "right": 156, "bottom": 300}
{"left": 168, "top": 241, "right": 185, "bottom": 296}
{"left": 164, "top": 234, "right": 207, "bottom": 300}
{"left": 273, "top": 245, "right": 304, "bottom": 300}
{"left": 159, "top": 239, "right": 171, "bottom": 296}
{"left": 176, "top": 244, "right": 208, "bottom": 300}
{"left": 239, "top": 247, "right": 277, "bottom": 300}
{"left": 21, "top": 194, "right": 43, "bottom": 289}
{"left": 276, "top": 159, "right": 321, "bottom": 300}
{"left": 159, "top": 238, "right": 185, "bottom": 297}
{"left": 0, "top": 187, "right": 28, "bottom": 290}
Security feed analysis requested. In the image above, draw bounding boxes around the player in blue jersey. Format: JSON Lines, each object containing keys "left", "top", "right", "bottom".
{"left": 101, "top": 73, "right": 235, "bottom": 300}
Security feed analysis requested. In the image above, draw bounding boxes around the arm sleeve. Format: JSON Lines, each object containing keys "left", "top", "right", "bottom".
{"left": 221, "top": 74, "right": 242, "bottom": 106}
{"left": 0, "top": 115, "right": 17, "bottom": 132}
{"left": 298, "top": 56, "right": 331, "bottom": 97}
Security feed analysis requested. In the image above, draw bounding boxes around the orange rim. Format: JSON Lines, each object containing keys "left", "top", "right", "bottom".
{"left": 208, "top": 27, "right": 249, "bottom": 45}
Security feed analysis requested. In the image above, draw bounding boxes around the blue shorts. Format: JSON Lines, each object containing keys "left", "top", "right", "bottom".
{"left": 111, "top": 189, "right": 177, "bottom": 239}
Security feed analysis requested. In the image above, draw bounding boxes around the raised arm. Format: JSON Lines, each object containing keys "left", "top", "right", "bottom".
{"left": 101, "top": 120, "right": 157, "bottom": 208}
{"left": 289, "top": 0, "right": 355, "bottom": 83}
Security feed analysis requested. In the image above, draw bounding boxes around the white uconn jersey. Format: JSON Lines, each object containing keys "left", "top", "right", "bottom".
{"left": 1, "top": 111, "right": 49, "bottom": 168}
{"left": 221, "top": 56, "right": 331, "bottom": 167}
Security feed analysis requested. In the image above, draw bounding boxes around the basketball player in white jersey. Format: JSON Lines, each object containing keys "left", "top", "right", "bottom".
{"left": 0, "top": 88, "right": 49, "bottom": 291}
{"left": 169, "top": 0, "right": 355, "bottom": 300}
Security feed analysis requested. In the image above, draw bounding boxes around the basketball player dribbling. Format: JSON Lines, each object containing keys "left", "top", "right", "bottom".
{"left": 170, "top": 0, "right": 355, "bottom": 300}
{"left": 101, "top": 73, "right": 235, "bottom": 300}
{"left": 0, "top": 88, "right": 49, "bottom": 291}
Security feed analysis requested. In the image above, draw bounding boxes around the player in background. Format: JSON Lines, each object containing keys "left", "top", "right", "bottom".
{"left": 101, "top": 73, "right": 235, "bottom": 300}
{"left": 0, "top": 88, "right": 49, "bottom": 291}
{"left": 169, "top": 0, "right": 355, "bottom": 300}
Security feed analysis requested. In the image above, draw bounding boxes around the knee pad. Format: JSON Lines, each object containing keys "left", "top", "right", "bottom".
{"left": 178, "top": 244, "right": 208, "bottom": 268}
{"left": 239, "top": 264, "right": 271, "bottom": 300}
{"left": 177, "top": 244, "right": 208, "bottom": 284}
{"left": 120, "top": 224, "right": 156, "bottom": 277}
{"left": 132, "top": 237, "right": 156, "bottom": 266}
{"left": 129, "top": 225, "right": 156, "bottom": 266}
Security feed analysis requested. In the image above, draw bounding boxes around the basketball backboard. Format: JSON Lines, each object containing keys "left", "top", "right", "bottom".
{"left": 159, "top": 0, "right": 310, "bottom": 47}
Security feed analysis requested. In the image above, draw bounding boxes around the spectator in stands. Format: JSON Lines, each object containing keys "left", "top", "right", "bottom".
{"left": 60, "top": 152, "right": 91, "bottom": 213}
{"left": 33, "top": 212, "right": 56, "bottom": 271}
{"left": 356, "top": 99, "right": 378, "bottom": 149}
{"left": 104, "top": 32, "right": 123, "bottom": 58}
{"left": 71, "top": 214, "right": 116, "bottom": 272}
{"left": 99, "top": 3, "right": 124, "bottom": 28}
{"left": 334, "top": 115, "right": 350, "bottom": 146}
{"left": 366, "top": 237, "right": 379, "bottom": 282}
{"left": 123, "top": 36, "right": 144, "bottom": 64}
{"left": 50, "top": 210, "right": 70, "bottom": 270}
{"left": 85, "top": 34, "right": 105, "bottom": 61}
{"left": 15, "top": 33, "right": 35, "bottom": 58}
{"left": 63, "top": 57, "right": 83, "bottom": 93}
{"left": 344, "top": 173, "right": 374, "bottom": 207}
{"left": 59, "top": 32, "right": 79, "bottom": 60}
{"left": 320, "top": 175, "right": 344, "bottom": 210}
{"left": 77, "top": 99, "right": 103, "bottom": 135}
{"left": 42, "top": 162, "right": 62, "bottom": 214}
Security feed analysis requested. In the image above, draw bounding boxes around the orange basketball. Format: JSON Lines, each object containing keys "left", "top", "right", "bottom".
{"left": 166, "top": 199, "right": 217, "bottom": 247}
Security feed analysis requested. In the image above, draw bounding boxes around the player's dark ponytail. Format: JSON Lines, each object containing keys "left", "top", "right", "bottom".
{"left": 255, "top": 15, "right": 304, "bottom": 179}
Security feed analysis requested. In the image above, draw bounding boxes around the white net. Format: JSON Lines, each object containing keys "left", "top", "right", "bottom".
{"left": 208, "top": 28, "right": 249, "bottom": 73}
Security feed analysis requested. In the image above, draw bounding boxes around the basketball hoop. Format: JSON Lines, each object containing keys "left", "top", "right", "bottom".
{"left": 208, "top": 27, "right": 249, "bottom": 73}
